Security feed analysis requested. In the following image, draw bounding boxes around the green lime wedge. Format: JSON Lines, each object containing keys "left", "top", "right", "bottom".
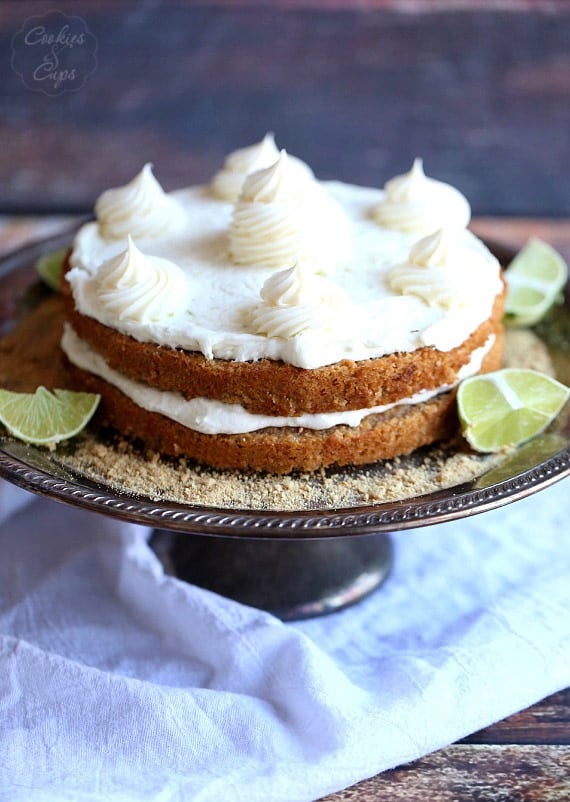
{"left": 504, "top": 238, "right": 568, "bottom": 327}
{"left": 457, "top": 368, "right": 569, "bottom": 452}
{"left": 0, "top": 387, "right": 100, "bottom": 446}
{"left": 35, "top": 247, "right": 68, "bottom": 292}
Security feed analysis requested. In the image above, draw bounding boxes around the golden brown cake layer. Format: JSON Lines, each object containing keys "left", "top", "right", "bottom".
{"left": 62, "top": 270, "right": 505, "bottom": 417}
{"left": 63, "top": 332, "right": 503, "bottom": 474}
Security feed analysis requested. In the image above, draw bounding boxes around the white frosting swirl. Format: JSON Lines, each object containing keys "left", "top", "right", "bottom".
{"left": 210, "top": 133, "right": 314, "bottom": 201}
{"left": 239, "top": 149, "right": 302, "bottom": 204}
{"left": 388, "top": 228, "right": 498, "bottom": 310}
{"left": 95, "top": 163, "right": 186, "bottom": 240}
{"left": 374, "top": 158, "right": 471, "bottom": 235}
{"left": 95, "top": 236, "right": 189, "bottom": 323}
{"left": 249, "top": 258, "right": 352, "bottom": 338}
{"left": 229, "top": 151, "right": 350, "bottom": 269}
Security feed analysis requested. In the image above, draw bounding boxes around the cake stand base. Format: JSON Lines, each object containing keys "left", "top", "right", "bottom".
{"left": 149, "top": 531, "right": 394, "bottom": 620}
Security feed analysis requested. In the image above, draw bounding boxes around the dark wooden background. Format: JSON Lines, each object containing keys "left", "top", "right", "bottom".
{"left": 1, "top": 1, "right": 569, "bottom": 216}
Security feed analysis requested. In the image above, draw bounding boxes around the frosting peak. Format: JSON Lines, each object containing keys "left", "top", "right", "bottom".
{"left": 239, "top": 150, "right": 302, "bottom": 204}
{"left": 249, "top": 258, "right": 353, "bottom": 339}
{"left": 95, "top": 236, "right": 189, "bottom": 323}
{"left": 260, "top": 258, "right": 318, "bottom": 307}
{"left": 389, "top": 227, "right": 499, "bottom": 312}
{"left": 229, "top": 152, "right": 350, "bottom": 269}
{"left": 374, "top": 159, "right": 471, "bottom": 235}
{"left": 409, "top": 227, "right": 455, "bottom": 268}
{"left": 210, "top": 134, "right": 314, "bottom": 201}
{"left": 95, "top": 164, "right": 186, "bottom": 240}
{"left": 388, "top": 157, "right": 426, "bottom": 201}
{"left": 227, "top": 132, "right": 279, "bottom": 173}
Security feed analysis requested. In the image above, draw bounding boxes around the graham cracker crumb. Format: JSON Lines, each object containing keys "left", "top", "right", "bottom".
{"left": 503, "top": 329, "right": 555, "bottom": 375}
{"left": 57, "top": 433, "right": 501, "bottom": 512}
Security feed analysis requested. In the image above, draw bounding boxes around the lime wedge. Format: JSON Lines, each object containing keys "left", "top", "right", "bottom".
{"left": 0, "top": 387, "right": 100, "bottom": 446}
{"left": 35, "top": 247, "right": 68, "bottom": 292}
{"left": 457, "top": 368, "right": 569, "bottom": 452}
{"left": 504, "top": 238, "right": 568, "bottom": 327}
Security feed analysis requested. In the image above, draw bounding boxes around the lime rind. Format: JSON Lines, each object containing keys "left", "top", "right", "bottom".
{"left": 504, "top": 238, "right": 568, "bottom": 327}
{"left": 35, "top": 247, "right": 68, "bottom": 292}
{"left": 0, "top": 387, "right": 100, "bottom": 446}
{"left": 457, "top": 368, "right": 569, "bottom": 453}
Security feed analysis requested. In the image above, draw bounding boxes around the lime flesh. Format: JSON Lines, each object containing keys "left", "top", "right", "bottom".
{"left": 0, "top": 387, "right": 100, "bottom": 446}
{"left": 504, "top": 238, "right": 568, "bottom": 327}
{"left": 457, "top": 369, "right": 569, "bottom": 453}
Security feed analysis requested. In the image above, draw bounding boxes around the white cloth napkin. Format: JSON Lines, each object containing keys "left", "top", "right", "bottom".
{"left": 0, "top": 476, "right": 569, "bottom": 802}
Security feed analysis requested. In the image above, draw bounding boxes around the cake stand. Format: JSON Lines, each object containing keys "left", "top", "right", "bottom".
{"left": 1, "top": 232, "right": 569, "bottom": 619}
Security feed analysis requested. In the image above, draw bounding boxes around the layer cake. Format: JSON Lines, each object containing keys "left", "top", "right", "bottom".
{"left": 61, "top": 136, "right": 505, "bottom": 473}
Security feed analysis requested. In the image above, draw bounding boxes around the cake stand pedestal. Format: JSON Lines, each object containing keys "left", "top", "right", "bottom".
{"left": 150, "top": 529, "right": 393, "bottom": 620}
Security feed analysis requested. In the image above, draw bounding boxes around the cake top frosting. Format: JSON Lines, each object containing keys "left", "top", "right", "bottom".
{"left": 67, "top": 143, "right": 502, "bottom": 370}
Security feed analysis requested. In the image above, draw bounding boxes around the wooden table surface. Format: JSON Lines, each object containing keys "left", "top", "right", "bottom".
{"left": 1, "top": 215, "right": 569, "bottom": 801}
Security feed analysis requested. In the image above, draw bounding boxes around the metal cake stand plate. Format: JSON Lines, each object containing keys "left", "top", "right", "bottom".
{"left": 1, "top": 232, "right": 569, "bottom": 619}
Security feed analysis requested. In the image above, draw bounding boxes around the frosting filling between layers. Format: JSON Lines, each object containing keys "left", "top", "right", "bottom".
{"left": 61, "top": 325, "right": 495, "bottom": 435}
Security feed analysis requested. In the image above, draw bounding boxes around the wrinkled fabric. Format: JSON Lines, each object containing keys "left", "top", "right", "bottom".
{"left": 0, "top": 477, "right": 568, "bottom": 802}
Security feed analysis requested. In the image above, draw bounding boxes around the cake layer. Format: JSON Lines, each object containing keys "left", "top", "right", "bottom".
{"left": 62, "top": 274, "right": 505, "bottom": 417}
{"left": 62, "top": 325, "right": 486, "bottom": 434}
{"left": 63, "top": 330, "right": 503, "bottom": 473}
{"left": 64, "top": 360, "right": 457, "bottom": 472}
